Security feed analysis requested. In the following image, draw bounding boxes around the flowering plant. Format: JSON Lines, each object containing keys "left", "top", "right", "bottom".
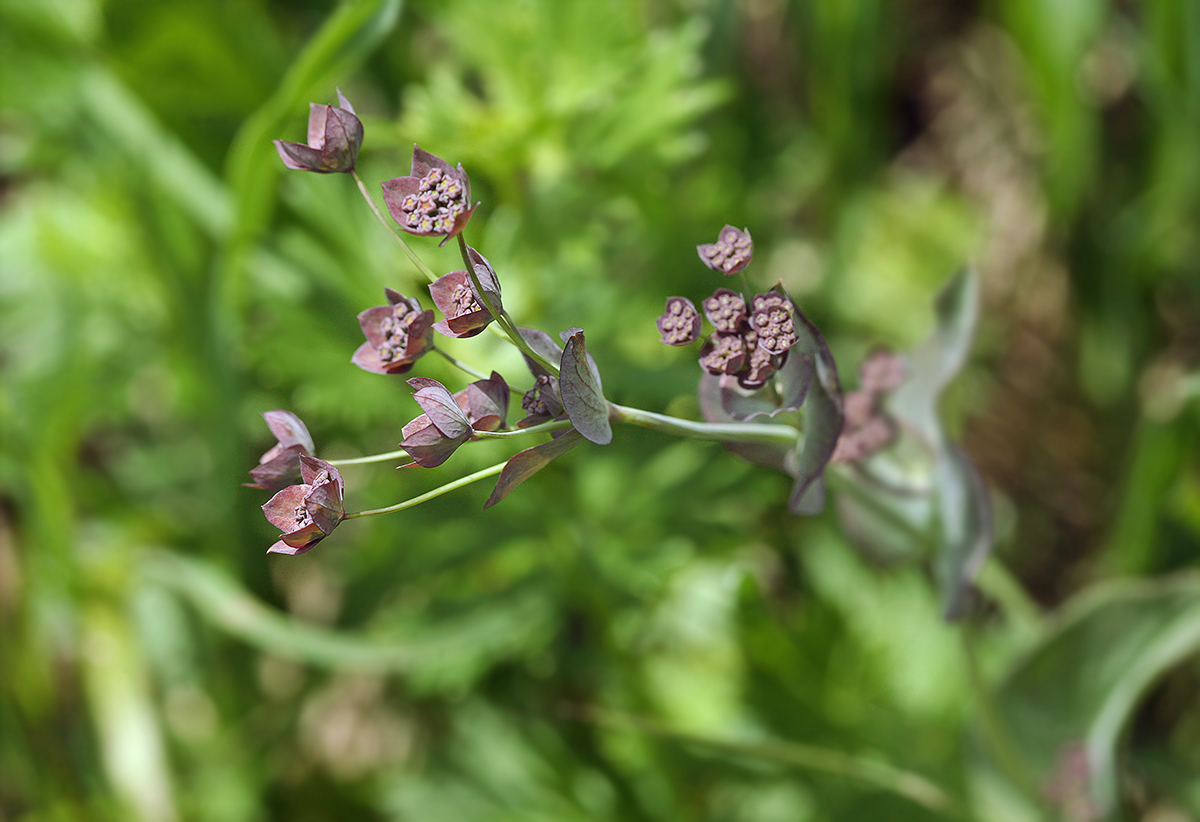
{"left": 251, "top": 92, "right": 994, "bottom": 620}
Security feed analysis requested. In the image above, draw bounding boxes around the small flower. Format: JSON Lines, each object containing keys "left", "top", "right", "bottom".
{"left": 273, "top": 90, "right": 363, "bottom": 174}
{"left": 399, "top": 376, "right": 507, "bottom": 468}
{"left": 262, "top": 456, "right": 345, "bottom": 555}
{"left": 698, "top": 332, "right": 747, "bottom": 377}
{"left": 749, "top": 292, "right": 799, "bottom": 356}
{"left": 428, "top": 246, "right": 503, "bottom": 338}
{"left": 656, "top": 296, "right": 701, "bottom": 346}
{"left": 736, "top": 330, "right": 779, "bottom": 389}
{"left": 697, "top": 225, "right": 753, "bottom": 275}
{"left": 453, "top": 371, "right": 510, "bottom": 432}
{"left": 382, "top": 145, "right": 478, "bottom": 242}
{"left": 703, "top": 288, "right": 747, "bottom": 334}
{"left": 518, "top": 375, "right": 565, "bottom": 428}
{"left": 352, "top": 288, "right": 435, "bottom": 375}
{"left": 246, "top": 410, "right": 316, "bottom": 492}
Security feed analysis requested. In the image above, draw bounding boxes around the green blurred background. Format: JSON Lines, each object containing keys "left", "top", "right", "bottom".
{"left": 2, "top": 0, "right": 1200, "bottom": 819}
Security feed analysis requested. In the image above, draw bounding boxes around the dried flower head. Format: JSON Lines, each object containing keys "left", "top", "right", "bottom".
{"left": 697, "top": 225, "right": 753, "bottom": 275}
{"left": 273, "top": 90, "right": 363, "bottom": 174}
{"left": 382, "top": 146, "right": 477, "bottom": 242}
{"left": 656, "top": 296, "right": 701, "bottom": 346}
{"left": 262, "top": 456, "right": 345, "bottom": 555}
{"left": 429, "top": 246, "right": 503, "bottom": 338}
{"left": 246, "top": 410, "right": 316, "bottom": 492}
{"left": 352, "top": 288, "right": 435, "bottom": 375}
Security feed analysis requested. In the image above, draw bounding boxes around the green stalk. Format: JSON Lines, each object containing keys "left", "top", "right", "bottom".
{"left": 456, "top": 233, "right": 559, "bottom": 376}
{"left": 608, "top": 403, "right": 800, "bottom": 448}
{"left": 342, "top": 460, "right": 506, "bottom": 519}
{"left": 351, "top": 169, "right": 438, "bottom": 284}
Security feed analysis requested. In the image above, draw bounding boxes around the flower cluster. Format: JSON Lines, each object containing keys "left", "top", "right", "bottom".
{"left": 258, "top": 88, "right": 990, "bottom": 617}
{"left": 656, "top": 227, "right": 800, "bottom": 389}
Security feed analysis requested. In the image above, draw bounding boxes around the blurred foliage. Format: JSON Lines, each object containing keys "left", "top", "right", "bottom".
{"left": 2, "top": 0, "right": 1200, "bottom": 820}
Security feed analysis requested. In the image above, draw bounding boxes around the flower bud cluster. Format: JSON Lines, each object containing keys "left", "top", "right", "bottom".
{"left": 656, "top": 226, "right": 800, "bottom": 389}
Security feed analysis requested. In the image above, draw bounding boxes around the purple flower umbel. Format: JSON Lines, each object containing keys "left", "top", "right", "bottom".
{"left": 382, "top": 146, "right": 477, "bottom": 242}
{"left": 247, "top": 410, "right": 316, "bottom": 492}
{"left": 656, "top": 296, "right": 701, "bottom": 346}
{"left": 273, "top": 90, "right": 363, "bottom": 174}
{"left": 697, "top": 225, "right": 753, "bottom": 275}
{"left": 352, "top": 289, "right": 435, "bottom": 375}
{"left": 262, "top": 456, "right": 345, "bottom": 555}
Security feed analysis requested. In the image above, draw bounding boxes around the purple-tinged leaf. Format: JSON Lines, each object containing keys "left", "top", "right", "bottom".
{"left": 785, "top": 297, "right": 843, "bottom": 514}
{"left": 698, "top": 373, "right": 792, "bottom": 472}
{"left": 517, "top": 327, "right": 564, "bottom": 379}
{"left": 717, "top": 348, "right": 814, "bottom": 422}
{"left": 889, "top": 268, "right": 978, "bottom": 448}
{"left": 408, "top": 379, "right": 471, "bottom": 439}
{"left": 485, "top": 430, "right": 584, "bottom": 509}
{"left": 559, "top": 330, "right": 612, "bottom": 445}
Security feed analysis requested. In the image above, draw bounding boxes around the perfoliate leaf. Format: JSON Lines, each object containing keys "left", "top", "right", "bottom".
{"left": 786, "top": 299, "right": 843, "bottom": 515}
{"left": 890, "top": 267, "right": 979, "bottom": 448}
{"left": 485, "top": 430, "right": 584, "bottom": 508}
{"left": 517, "top": 327, "right": 564, "bottom": 379}
{"left": 936, "top": 444, "right": 993, "bottom": 620}
{"left": 988, "top": 574, "right": 1200, "bottom": 818}
{"left": 559, "top": 330, "right": 612, "bottom": 445}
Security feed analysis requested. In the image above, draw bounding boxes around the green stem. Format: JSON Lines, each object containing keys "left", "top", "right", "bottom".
{"left": 326, "top": 450, "right": 410, "bottom": 467}
{"left": 351, "top": 169, "right": 437, "bottom": 284}
{"left": 342, "top": 460, "right": 507, "bottom": 519}
{"left": 565, "top": 705, "right": 960, "bottom": 816}
{"left": 456, "top": 233, "right": 560, "bottom": 377}
{"left": 608, "top": 403, "right": 800, "bottom": 447}
{"left": 473, "top": 419, "right": 575, "bottom": 439}
{"left": 432, "top": 345, "right": 489, "bottom": 381}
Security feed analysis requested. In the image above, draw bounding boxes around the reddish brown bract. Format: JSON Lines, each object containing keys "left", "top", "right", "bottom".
{"left": 382, "top": 146, "right": 477, "bottom": 242}
{"left": 262, "top": 456, "right": 345, "bottom": 555}
{"left": 273, "top": 90, "right": 363, "bottom": 174}
{"left": 352, "top": 289, "right": 435, "bottom": 375}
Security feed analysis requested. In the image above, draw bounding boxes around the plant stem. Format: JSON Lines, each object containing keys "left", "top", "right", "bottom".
{"left": 351, "top": 169, "right": 437, "bottom": 284}
{"left": 456, "top": 233, "right": 560, "bottom": 377}
{"left": 326, "top": 450, "right": 411, "bottom": 467}
{"left": 473, "top": 419, "right": 574, "bottom": 439}
{"left": 608, "top": 403, "right": 800, "bottom": 447}
{"left": 342, "top": 460, "right": 507, "bottom": 519}
{"left": 564, "top": 704, "right": 960, "bottom": 816}
{"left": 432, "top": 345, "right": 489, "bottom": 381}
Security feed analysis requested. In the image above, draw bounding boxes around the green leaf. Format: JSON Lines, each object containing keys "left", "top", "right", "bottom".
{"left": 559, "top": 329, "right": 612, "bottom": 445}
{"left": 936, "top": 444, "right": 993, "bottom": 620}
{"left": 484, "top": 429, "right": 584, "bottom": 509}
{"left": 987, "top": 574, "right": 1200, "bottom": 818}
{"left": 885, "top": 268, "right": 992, "bottom": 618}
{"left": 889, "top": 267, "right": 979, "bottom": 448}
